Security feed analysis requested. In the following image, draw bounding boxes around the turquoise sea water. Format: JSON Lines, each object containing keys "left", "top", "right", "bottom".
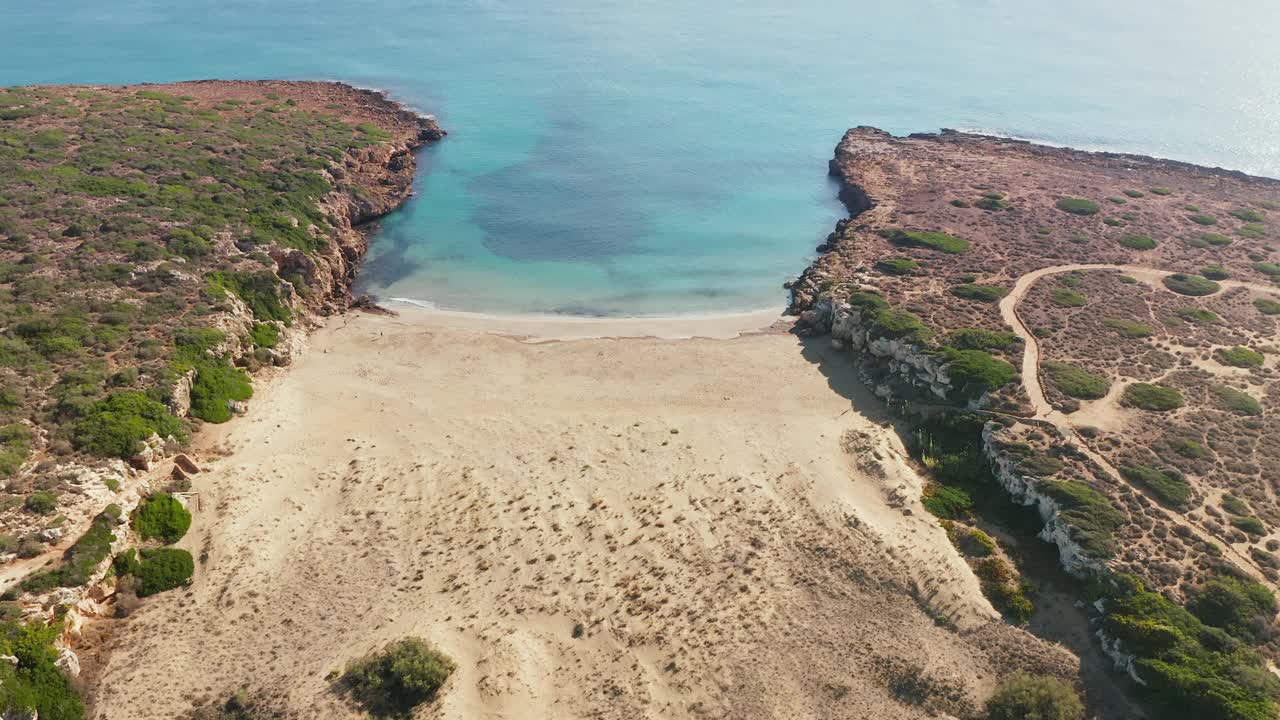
{"left": 7, "top": 1, "right": 1280, "bottom": 315}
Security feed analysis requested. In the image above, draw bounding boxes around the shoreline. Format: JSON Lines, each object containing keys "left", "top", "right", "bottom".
{"left": 378, "top": 302, "right": 791, "bottom": 341}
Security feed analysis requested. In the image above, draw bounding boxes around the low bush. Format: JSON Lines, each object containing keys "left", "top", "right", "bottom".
{"left": 207, "top": 270, "right": 292, "bottom": 324}
{"left": 1050, "top": 288, "right": 1087, "bottom": 307}
{"left": 1218, "top": 346, "right": 1265, "bottom": 368}
{"left": 1163, "top": 273, "right": 1220, "bottom": 296}
{"left": 848, "top": 292, "right": 933, "bottom": 344}
{"left": 944, "top": 522, "right": 997, "bottom": 557}
{"left": 1215, "top": 386, "right": 1262, "bottom": 416}
{"left": 1200, "top": 232, "right": 1234, "bottom": 246}
{"left": 1043, "top": 480, "right": 1125, "bottom": 559}
{"left": 944, "top": 328, "right": 1021, "bottom": 352}
{"left": 1174, "top": 439, "right": 1208, "bottom": 459}
{"left": 1175, "top": 306, "right": 1218, "bottom": 324}
{"left": 950, "top": 284, "right": 1008, "bottom": 302}
{"left": 188, "top": 358, "right": 252, "bottom": 424}
{"left": 1043, "top": 361, "right": 1109, "bottom": 399}
{"left": 134, "top": 493, "right": 191, "bottom": 544}
{"left": 73, "top": 391, "right": 185, "bottom": 458}
{"left": 923, "top": 484, "right": 974, "bottom": 520}
{"left": 21, "top": 507, "right": 120, "bottom": 593}
{"left": 340, "top": 638, "right": 456, "bottom": 717}
{"left": 1124, "top": 189, "right": 1145, "bottom": 198}
{"left": 974, "top": 557, "right": 1034, "bottom": 623}
{"left": 1018, "top": 453, "right": 1064, "bottom": 477}
{"left": 1221, "top": 494, "right": 1250, "bottom": 516}
{"left": 1231, "top": 208, "right": 1267, "bottom": 223}
{"left": 1189, "top": 576, "right": 1275, "bottom": 642}
{"left": 1055, "top": 197, "right": 1100, "bottom": 216}
{"left": 247, "top": 322, "right": 280, "bottom": 349}
{"left": 877, "top": 228, "right": 971, "bottom": 254}
{"left": 116, "top": 547, "right": 194, "bottom": 597}
{"left": 1255, "top": 298, "right": 1280, "bottom": 315}
{"left": 23, "top": 492, "right": 56, "bottom": 515}
{"left": 0, "top": 425, "right": 31, "bottom": 477}
{"left": 941, "top": 349, "right": 1017, "bottom": 397}
{"left": 1254, "top": 262, "right": 1280, "bottom": 278}
{"left": 0, "top": 620, "right": 86, "bottom": 720}
{"left": 1150, "top": 187, "right": 1173, "bottom": 195}
{"left": 1102, "top": 318, "right": 1154, "bottom": 338}
{"left": 1189, "top": 214, "right": 1218, "bottom": 226}
{"left": 1121, "top": 465, "right": 1192, "bottom": 508}
{"left": 984, "top": 674, "right": 1083, "bottom": 720}
{"left": 1231, "top": 516, "right": 1267, "bottom": 537}
{"left": 1200, "top": 265, "right": 1232, "bottom": 280}
{"left": 1119, "top": 233, "right": 1157, "bottom": 249}
{"left": 1122, "top": 383, "right": 1183, "bottom": 411}
{"left": 1239, "top": 222, "right": 1267, "bottom": 239}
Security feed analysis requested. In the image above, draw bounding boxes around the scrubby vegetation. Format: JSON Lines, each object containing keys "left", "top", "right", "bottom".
{"left": 1042, "top": 361, "right": 1109, "bottom": 400}
{"left": 1101, "top": 576, "right": 1279, "bottom": 720}
{"left": 950, "top": 284, "right": 1008, "bottom": 302}
{"left": 944, "top": 328, "right": 1021, "bottom": 352}
{"left": 878, "top": 228, "right": 971, "bottom": 254}
{"left": 1120, "top": 465, "right": 1193, "bottom": 508}
{"left": 1122, "top": 383, "right": 1184, "bottom": 411}
{"left": 340, "top": 638, "right": 456, "bottom": 717}
{"left": 1174, "top": 306, "right": 1219, "bottom": 324}
{"left": 135, "top": 493, "right": 192, "bottom": 544}
{"left": 876, "top": 257, "right": 919, "bottom": 275}
{"left": 1055, "top": 197, "right": 1100, "bottom": 216}
{"left": 1218, "top": 346, "right": 1265, "bottom": 368}
{"left": 113, "top": 547, "right": 195, "bottom": 596}
{"left": 1255, "top": 298, "right": 1280, "bottom": 315}
{"left": 984, "top": 674, "right": 1083, "bottom": 720}
{"left": 0, "top": 620, "right": 85, "bottom": 720}
{"left": 848, "top": 292, "right": 933, "bottom": 344}
{"left": 1043, "top": 480, "right": 1125, "bottom": 559}
{"left": 1050, "top": 288, "right": 1088, "bottom": 307}
{"left": 1163, "top": 273, "right": 1221, "bottom": 296}
{"left": 1102, "top": 317, "right": 1154, "bottom": 338}
{"left": 1119, "top": 233, "right": 1157, "bottom": 250}
{"left": 1214, "top": 386, "right": 1262, "bottom": 416}
{"left": 22, "top": 505, "right": 121, "bottom": 592}
{"left": 1200, "top": 265, "right": 1232, "bottom": 280}
{"left": 73, "top": 391, "right": 186, "bottom": 458}
{"left": 940, "top": 349, "right": 1017, "bottom": 398}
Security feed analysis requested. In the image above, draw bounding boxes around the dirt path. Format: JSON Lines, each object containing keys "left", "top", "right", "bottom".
{"left": 999, "top": 263, "right": 1280, "bottom": 587}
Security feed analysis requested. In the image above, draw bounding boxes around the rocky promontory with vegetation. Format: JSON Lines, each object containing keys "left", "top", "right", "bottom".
{"left": 0, "top": 80, "right": 442, "bottom": 717}
{"left": 791, "top": 127, "right": 1280, "bottom": 720}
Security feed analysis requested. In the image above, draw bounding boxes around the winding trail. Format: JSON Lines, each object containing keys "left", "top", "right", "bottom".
{"left": 998, "top": 263, "right": 1280, "bottom": 587}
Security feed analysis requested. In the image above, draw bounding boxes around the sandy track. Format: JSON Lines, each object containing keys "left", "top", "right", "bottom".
{"left": 84, "top": 314, "right": 1071, "bottom": 719}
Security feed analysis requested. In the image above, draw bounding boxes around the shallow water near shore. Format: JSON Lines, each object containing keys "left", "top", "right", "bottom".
{"left": 7, "top": 0, "right": 1280, "bottom": 315}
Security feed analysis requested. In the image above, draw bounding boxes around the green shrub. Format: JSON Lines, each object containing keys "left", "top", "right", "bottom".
{"left": 1254, "top": 298, "right": 1280, "bottom": 315}
{"left": 1189, "top": 576, "right": 1276, "bottom": 641}
{"left": 1189, "top": 214, "right": 1218, "bottom": 226}
{"left": 984, "top": 674, "right": 1083, "bottom": 720}
{"left": 119, "top": 547, "right": 194, "bottom": 597}
{"left": 1050, "top": 288, "right": 1087, "bottom": 307}
{"left": 0, "top": 620, "right": 86, "bottom": 720}
{"left": 1121, "top": 465, "right": 1192, "bottom": 508}
{"left": 1102, "top": 318, "right": 1154, "bottom": 338}
{"left": 340, "top": 638, "right": 456, "bottom": 717}
{"left": 1043, "top": 361, "right": 1109, "bottom": 399}
{"left": 975, "top": 196, "right": 1008, "bottom": 211}
{"left": 1221, "top": 494, "right": 1249, "bottom": 515}
{"left": 877, "top": 228, "right": 971, "bottom": 254}
{"left": 1239, "top": 222, "right": 1267, "bottom": 239}
{"left": 188, "top": 358, "right": 253, "bottom": 424}
{"left": 1120, "top": 233, "right": 1157, "bottom": 249}
{"left": 1218, "top": 346, "right": 1265, "bottom": 368}
{"left": 1108, "top": 196, "right": 1128, "bottom": 205}
{"left": 1150, "top": 187, "right": 1173, "bottom": 195}
{"left": 941, "top": 349, "right": 1017, "bottom": 397}
{"left": 923, "top": 484, "right": 973, "bottom": 519}
{"left": 945, "top": 523, "right": 997, "bottom": 557}
{"left": 1200, "top": 232, "right": 1234, "bottom": 246}
{"left": 1043, "top": 480, "right": 1125, "bottom": 559}
{"left": 1104, "top": 216, "right": 1125, "bottom": 227}
{"left": 847, "top": 293, "right": 933, "bottom": 344}
{"left": 944, "top": 328, "right": 1021, "bottom": 352}
{"left": 208, "top": 271, "right": 292, "bottom": 324}
{"left": 23, "top": 492, "right": 56, "bottom": 515}
{"left": 1230, "top": 516, "right": 1267, "bottom": 537}
{"left": 1124, "top": 189, "right": 1145, "bottom": 198}
{"left": 1122, "top": 383, "right": 1183, "bottom": 411}
{"left": 1214, "top": 386, "right": 1262, "bottom": 416}
{"left": 1018, "top": 453, "right": 1064, "bottom": 477}
{"left": 1231, "top": 208, "right": 1267, "bottom": 223}
{"left": 950, "top": 284, "right": 1008, "bottom": 302}
{"left": 21, "top": 507, "right": 119, "bottom": 593}
{"left": 1175, "top": 439, "right": 1208, "bottom": 459}
{"left": 248, "top": 323, "right": 280, "bottom": 349}
{"left": 0, "top": 424, "right": 31, "bottom": 477}
{"left": 1175, "top": 306, "right": 1218, "bottom": 324}
{"left": 134, "top": 493, "right": 191, "bottom": 544}
{"left": 73, "top": 392, "right": 185, "bottom": 458}
{"left": 1055, "top": 197, "right": 1100, "bottom": 216}
{"left": 1163, "top": 273, "right": 1220, "bottom": 296}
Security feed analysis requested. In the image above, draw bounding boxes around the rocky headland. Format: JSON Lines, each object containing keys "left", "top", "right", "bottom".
{"left": 790, "top": 127, "right": 1280, "bottom": 719}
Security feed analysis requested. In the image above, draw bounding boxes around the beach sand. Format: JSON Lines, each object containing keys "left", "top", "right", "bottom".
{"left": 83, "top": 311, "right": 1073, "bottom": 719}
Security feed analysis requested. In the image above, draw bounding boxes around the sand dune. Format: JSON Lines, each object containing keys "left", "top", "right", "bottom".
{"left": 84, "top": 313, "right": 1073, "bottom": 719}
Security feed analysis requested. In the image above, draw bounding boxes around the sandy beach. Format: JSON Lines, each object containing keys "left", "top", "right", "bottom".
{"left": 83, "top": 312, "right": 1072, "bottom": 719}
